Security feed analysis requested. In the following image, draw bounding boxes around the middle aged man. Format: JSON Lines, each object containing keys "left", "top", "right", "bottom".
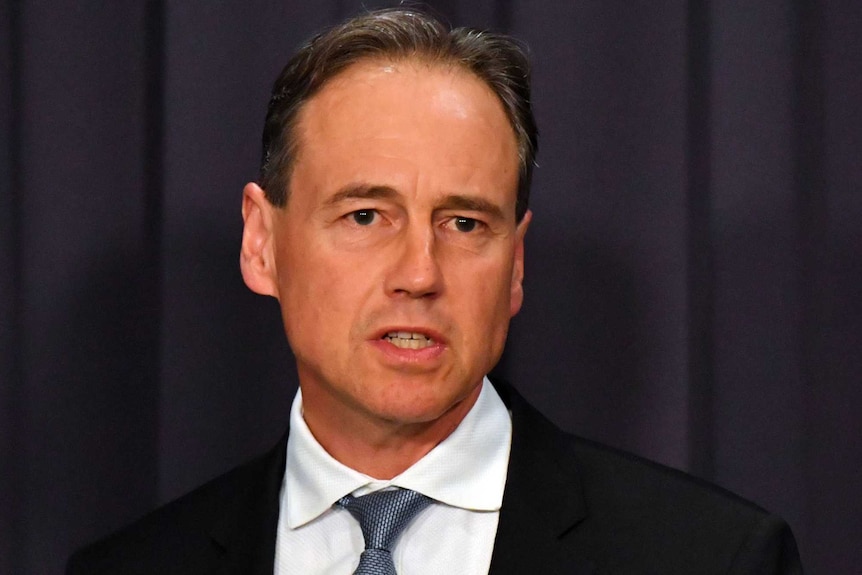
{"left": 68, "top": 8, "right": 803, "bottom": 575}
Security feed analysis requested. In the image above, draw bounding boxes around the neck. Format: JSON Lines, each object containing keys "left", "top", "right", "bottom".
{"left": 300, "top": 385, "right": 481, "bottom": 479}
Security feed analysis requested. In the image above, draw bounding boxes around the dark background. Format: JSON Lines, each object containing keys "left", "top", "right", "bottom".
{"left": 2, "top": 1, "right": 860, "bottom": 573}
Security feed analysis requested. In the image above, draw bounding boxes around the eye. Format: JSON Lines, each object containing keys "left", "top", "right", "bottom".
{"left": 350, "top": 210, "right": 377, "bottom": 226}
{"left": 453, "top": 216, "right": 478, "bottom": 232}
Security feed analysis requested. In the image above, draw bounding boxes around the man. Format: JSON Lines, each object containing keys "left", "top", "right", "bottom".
{"left": 68, "top": 8, "right": 803, "bottom": 574}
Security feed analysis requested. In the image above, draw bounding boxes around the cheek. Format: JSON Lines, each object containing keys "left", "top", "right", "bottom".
{"left": 276, "top": 247, "right": 335, "bottom": 328}
{"left": 278, "top": 248, "right": 379, "bottom": 339}
{"left": 455, "top": 273, "right": 513, "bottom": 373}
{"left": 454, "top": 256, "right": 515, "bottom": 326}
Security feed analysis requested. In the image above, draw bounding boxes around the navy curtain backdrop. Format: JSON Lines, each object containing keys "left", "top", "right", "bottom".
{"left": 2, "top": 1, "right": 860, "bottom": 573}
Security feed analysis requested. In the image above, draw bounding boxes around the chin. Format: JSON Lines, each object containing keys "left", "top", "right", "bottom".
{"left": 368, "top": 381, "right": 480, "bottom": 426}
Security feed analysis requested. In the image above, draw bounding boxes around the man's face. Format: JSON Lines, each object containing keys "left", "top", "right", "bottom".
{"left": 246, "top": 59, "right": 529, "bottom": 432}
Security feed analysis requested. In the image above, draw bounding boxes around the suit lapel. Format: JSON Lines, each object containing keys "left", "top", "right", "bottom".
{"left": 207, "top": 431, "right": 288, "bottom": 575}
{"left": 489, "top": 381, "right": 597, "bottom": 575}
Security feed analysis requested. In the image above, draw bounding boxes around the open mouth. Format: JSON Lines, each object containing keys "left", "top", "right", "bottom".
{"left": 382, "top": 331, "right": 434, "bottom": 350}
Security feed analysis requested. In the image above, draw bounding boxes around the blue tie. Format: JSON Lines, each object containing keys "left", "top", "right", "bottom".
{"left": 336, "top": 489, "right": 433, "bottom": 575}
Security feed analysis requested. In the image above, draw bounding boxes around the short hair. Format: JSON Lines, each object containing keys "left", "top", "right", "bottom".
{"left": 258, "top": 7, "right": 538, "bottom": 222}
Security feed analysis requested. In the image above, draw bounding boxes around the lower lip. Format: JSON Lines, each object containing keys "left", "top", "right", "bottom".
{"left": 369, "top": 338, "right": 446, "bottom": 365}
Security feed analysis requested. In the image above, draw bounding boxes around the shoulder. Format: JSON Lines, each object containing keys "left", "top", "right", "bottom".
{"left": 496, "top": 376, "right": 775, "bottom": 521}
{"left": 67, "top": 437, "right": 285, "bottom": 575}
{"left": 572, "top": 432, "right": 767, "bottom": 520}
{"left": 566, "top": 433, "right": 801, "bottom": 573}
{"left": 494, "top": 379, "right": 802, "bottom": 573}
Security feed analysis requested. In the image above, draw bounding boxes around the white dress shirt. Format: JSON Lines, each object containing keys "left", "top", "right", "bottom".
{"left": 274, "top": 377, "right": 512, "bottom": 575}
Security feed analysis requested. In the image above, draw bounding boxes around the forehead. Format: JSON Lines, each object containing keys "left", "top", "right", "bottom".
{"left": 297, "top": 57, "right": 514, "bottom": 146}
{"left": 289, "top": 58, "right": 519, "bottom": 202}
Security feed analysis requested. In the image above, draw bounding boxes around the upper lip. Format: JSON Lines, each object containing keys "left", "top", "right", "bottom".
{"left": 372, "top": 326, "right": 447, "bottom": 345}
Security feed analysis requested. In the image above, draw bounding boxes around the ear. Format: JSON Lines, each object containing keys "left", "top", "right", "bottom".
{"left": 509, "top": 209, "right": 531, "bottom": 317}
{"left": 240, "top": 182, "right": 279, "bottom": 298}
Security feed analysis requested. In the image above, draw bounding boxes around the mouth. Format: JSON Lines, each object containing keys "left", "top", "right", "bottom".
{"left": 382, "top": 331, "right": 435, "bottom": 350}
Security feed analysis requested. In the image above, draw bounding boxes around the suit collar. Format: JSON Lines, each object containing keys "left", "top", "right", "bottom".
{"left": 489, "top": 379, "right": 596, "bottom": 575}
{"left": 201, "top": 381, "right": 595, "bottom": 574}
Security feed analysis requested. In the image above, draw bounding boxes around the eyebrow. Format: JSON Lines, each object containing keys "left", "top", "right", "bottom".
{"left": 324, "top": 184, "right": 398, "bottom": 206}
{"left": 438, "top": 194, "right": 506, "bottom": 221}
{"left": 324, "top": 183, "right": 507, "bottom": 221}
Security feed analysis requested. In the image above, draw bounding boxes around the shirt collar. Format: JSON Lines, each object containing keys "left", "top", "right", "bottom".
{"left": 283, "top": 377, "right": 512, "bottom": 528}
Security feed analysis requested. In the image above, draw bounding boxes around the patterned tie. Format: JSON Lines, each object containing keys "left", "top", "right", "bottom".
{"left": 336, "top": 489, "right": 433, "bottom": 575}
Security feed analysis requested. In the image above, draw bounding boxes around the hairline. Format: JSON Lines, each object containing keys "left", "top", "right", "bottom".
{"left": 258, "top": 9, "right": 536, "bottom": 223}
{"left": 283, "top": 54, "right": 524, "bottom": 216}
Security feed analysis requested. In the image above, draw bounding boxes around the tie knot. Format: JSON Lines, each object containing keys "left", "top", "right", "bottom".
{"left": 337, "top": 489, "right": 432, "bottom": 551}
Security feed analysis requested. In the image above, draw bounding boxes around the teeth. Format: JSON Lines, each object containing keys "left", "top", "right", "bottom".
{"left": 384, "top": 331, "right": 434, "bottom": 349}
{"left": 387, "top": 331, "right": 427, "bottom": 340}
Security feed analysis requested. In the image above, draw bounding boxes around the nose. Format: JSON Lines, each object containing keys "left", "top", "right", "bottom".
{"left": 384, "top": 224, "right": 443, "bottom": 299}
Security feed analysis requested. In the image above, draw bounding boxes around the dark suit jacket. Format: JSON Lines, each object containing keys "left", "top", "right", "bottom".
{"left": 68, "top": 381, "right": 803, "bottom": 574}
